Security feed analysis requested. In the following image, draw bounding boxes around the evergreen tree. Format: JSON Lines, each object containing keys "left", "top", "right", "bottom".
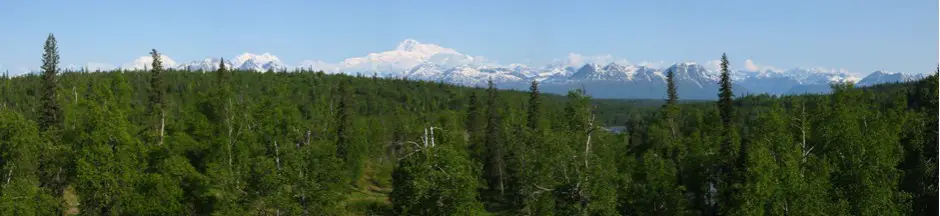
{"left": 717, "top": 53, "right": 734, "bottom": 126}
{"left": 662, "top": 68, "right": 681, "bottom": 152}
{"left": 0, "top": 36, "right": 932, "bottom": 215}
{"left": 666, "top": 69, "right": 678, "bottom": 106}
{"left": 527, "top": 81, "right": 542, "bottom": 130}
{"left": 204, "top": 57, "right": 244, "bottom": 214}
{"left": 716, "top": 52, "right": 742, "bottom": 214}
{"left": 464, "top": 92, "right": 484, "bottom": 162}
{"left": 39, "top": 33, "right": 61, "bottom": 131}
{"left": 335, "top": 79, "right": 361, "bottom": 182}
{"left": 216, "top": 57, "right": 229, "bottom": 88}
{"left": 517, "top": 80, "right": 554, "bottom": 213}
{"left": 624, "top": 72, "right": 688, "bottom": 215}
{"left": 717, "top": 53, "right": 735, "bottom": 136}
{"left": 483, "top": 80, "right": 506, "bottom": 198}
{"left": 149, "top": 49, "right": 166, "bottom": 145}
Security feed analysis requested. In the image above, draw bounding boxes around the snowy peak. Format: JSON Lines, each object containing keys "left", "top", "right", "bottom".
{"left": 394, "top": 39, "right": 457, "bottom": 55}
{"left": 665, "top": 62, "right": 717, "bottom": 88}
{"left": 857, "top": 70, "right": 926, "bottom": 86}
{"left": 403, "top": 62, "right": 524, "bottom": 86}
{"left": 123, "top": 55, "right": 177, "bottom": 70}
{"left": 232, "top": 53, "right": 286, "bottom": 71}
{"left": 99, "top": 37, "right": 924, "bottom": 98}
{"left": 233, "top": 53, "right": 280, "bottom": 66}
{"left": 567, "top": 63, "right": 636, "bottom": 82}
{"left": 396, "top": 39, "right": 421, "bottom": 52}
{"left": 298, "top": 39, "right": 469, "bottom": 76}
{"left": 176, "top": 58, "right": 234, "bottom": 71}
{"left": 176, "top": 53, "right": 285, "bottom": 72}
{"left": 781, "top": 68, "right": 860, "bottom": 84}
{"left": 404, "top": 63, "right": 448, "bottom": 80}
{"left": 668, "top": 62, "right": 716, "bottom": 80}
{"left": 602, "top": 62, "right": 628, "bottom": 72}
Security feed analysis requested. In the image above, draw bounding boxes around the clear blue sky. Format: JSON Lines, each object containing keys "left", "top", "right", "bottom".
{"left": 1, "top": 0, "right": 936, "bottom": 75}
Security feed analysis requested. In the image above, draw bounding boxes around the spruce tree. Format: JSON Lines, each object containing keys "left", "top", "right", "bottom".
{"left": 717, "top": 53, "right": 734, "bottom": 127}
{"left": 149, "top": 49, "right": 166, "bottom": 145}
{"left": 206, "top": 57, "right": 242, "bottom": 213}
{"left": 483, "top": 80, "right": 506, "bottom": 197}
{"left": 335, "top": 79, "right": 360, "bottom": 182}
{"left": 216, "top": 58, "right": 229, "bottom": 87}
{"left": 335, "top": 80, "right": 351, "bottom": 160}
{"left": 215, "top": 58, "right": 232, "bottom": 148}
{"left": 664, "top": 68, "right": 680, "bottom": 146}
{"left": 526, "top": 81, "right": 541, "bottom": 130}
{"left": 666, "top": 69, "right": 678, "bottom": 106}
{"left": 39, "top": 33, "right": 61, "bottom": 131}
{"left": 716, "top": 53, "right": 741, "bottom": 214}
{"left": 465, "top": 92, "right": 484, "bottom": 161}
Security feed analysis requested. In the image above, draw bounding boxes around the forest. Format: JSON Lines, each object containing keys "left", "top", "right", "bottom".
{"left": 0, "top": 34, "right": 937, "bottom": 215}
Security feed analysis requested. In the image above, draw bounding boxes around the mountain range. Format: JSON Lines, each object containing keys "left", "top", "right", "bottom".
{"left": 94, "top": 39, "right": 929, "bottom": 99}
{"left": 174, "top": 53, "right": 288, "bottom": 72}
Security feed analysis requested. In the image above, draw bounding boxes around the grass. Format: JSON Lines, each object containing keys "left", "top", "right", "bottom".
{"left": 62, "top": 185, "right": 79, "bottom": 216}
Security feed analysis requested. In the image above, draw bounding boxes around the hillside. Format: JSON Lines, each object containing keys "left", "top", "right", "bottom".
{"left": 0, "top": 67, "right": 936, "bottom": 215}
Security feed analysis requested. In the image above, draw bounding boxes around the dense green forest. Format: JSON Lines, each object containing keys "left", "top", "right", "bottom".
{"left": 0, "top": 35, "right": 936, "bottom": 215}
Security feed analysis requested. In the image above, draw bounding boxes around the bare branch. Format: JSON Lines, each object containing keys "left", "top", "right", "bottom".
{"left": 274, "top": 140, "right": 281, "bottom": 171}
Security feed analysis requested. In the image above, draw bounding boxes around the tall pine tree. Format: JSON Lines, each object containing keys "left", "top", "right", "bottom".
{"left": 39, "top": 33, "right": 61, "bottom": 131}
{"left": 465, "top": 92, "right": 485, "bottom": 162}
{"left": 666, "top": 69, "right": 678, "bottom": 106}
{"left": 716, "top": 53, "right": 742, "bottom": 214}
{"left": 527, "top": 81, "right": 542, "bottom": 130}
{"left": 149, "top": 49, "right": 166, "bottom": 145}
{"left": 483, "top": 80, "right": 506, "bottom": 198}
{"left": 335, "top": 79, "right": 361, "bottom": 182}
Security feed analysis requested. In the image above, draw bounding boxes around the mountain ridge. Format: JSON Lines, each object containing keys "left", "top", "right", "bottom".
{"left": 78, "top": 39, "right": 931, "bottom": 99}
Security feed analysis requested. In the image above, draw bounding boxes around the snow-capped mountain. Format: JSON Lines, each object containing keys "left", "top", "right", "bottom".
{"left": 88, "top": 39, "right": 928, "bottom": 99}
{"left": 666, "top": 62, "right": 717, "bottom": 88}
{"left": 404, "top": 63, "right": 525, "bottom": 86}
{"left": 289, "top": 39, "right": 923, "bottom": 98}
{"left": 176, "top": 58, "right": 234, "bottom": 71}
{"left": 176, "top": 53, "right": 285, "bottom": 72}
{"left": 535, "top": 63, "right": 577, "bottom": 81}
{"left": 233, "top": 53, "right": 287, "bottom": 71}
{"left": 300, "top": 39, "right": 485, "bottom": 76}
{"left": 857, "top": 71, "right": 927, "bottom": 86}
{"left": 122, "top": 55, "right": 177, "bottom": 70}
{"left": 735, "top": 67, "right": 863, "bottom": 95}
{"left": 782, "top": 68, "right": 860, "bottom": 84}
{"left": 566, "top": 63, "right": 630, "bottom": 82}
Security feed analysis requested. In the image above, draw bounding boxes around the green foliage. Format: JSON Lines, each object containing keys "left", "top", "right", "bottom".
{"left": 335, "top": 79, "right": 364, "bottom": 183}
{"left": 527, "top": 81, "right": 543, "bottom": 130}
{"left": 40, "top": 33, "right": 61, "bottom": 131}
{"left": 716, "top": 53, "right": 743, "bottom": 214}
{"left": 666, "top": 69, "right": 678, "bottom": 105}
{"left": 391, "top": 127, "right": 484, "bottom": 215}
{"left": 0, "top": 110, "right": 58, "bottom": 215}
{"left": 149, "top": 49, "right": 166, "bottom": 145}
{"left": 483, "top": 80, "right": 507, "bottom": 200}
{"left": 0, "top": 41, "right": 933, "bottom": 215}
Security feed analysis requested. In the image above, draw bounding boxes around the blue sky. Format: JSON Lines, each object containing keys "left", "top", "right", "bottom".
{"left": 0, "top": 0, "right": 936, "bottom": 75}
